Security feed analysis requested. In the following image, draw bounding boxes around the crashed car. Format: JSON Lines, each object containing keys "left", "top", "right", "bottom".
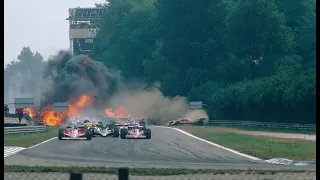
{"left": 168, "top": 118, "right": 192, "bottom": 126}
{"left": 168, "top": 117, "right": 206, "bottom": 126}
{"left": 89, "top": 121, "right": 119, "bottom": 138}
{"left": 193, "top": 118, "right": 206, "bottom": 126}
{"left": 58, "top": 124, "right": 92, "bottom": 140}
{"left": 120, "top": 125, "right": 151, "bottom": 139}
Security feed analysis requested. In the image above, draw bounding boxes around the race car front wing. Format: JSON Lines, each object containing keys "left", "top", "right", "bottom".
{"left": 61, "top": 137, "right": 87, "bottom": 140}
{"left": 126, "top": 135, "right": 146, "bottom": 139}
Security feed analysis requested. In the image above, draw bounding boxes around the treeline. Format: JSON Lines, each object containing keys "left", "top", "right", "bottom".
{"left": 4, "top": 47, "right": 46, "bottom": 103}
{"left": 92, "top": 0, "right": 316, "bottom": 124}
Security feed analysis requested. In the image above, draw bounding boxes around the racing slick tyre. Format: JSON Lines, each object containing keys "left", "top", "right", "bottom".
{"left": 198, "top": 120, "right": 204, "bottom": 126}
{"left": 139, "top": 121, "right": 146, "bottom": 128}
{"left": 85, "top": 131, "right": 93, "bottom": 140}
{"left": 120, "top": 128, "right": 128, "bottom": 139}
{"left": 58, "top": 129, "right": 65, "bottom": 140}
{"left": 145, "top": 129, "right": 151, "bottom": 139}
{"left": 89, "top": 128, "right": 96, "bottom": 137}
{"left": 113, "top": 128, "right": 119, "bottom": 138}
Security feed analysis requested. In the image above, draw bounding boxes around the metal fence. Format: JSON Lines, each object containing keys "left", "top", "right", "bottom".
{"left": 4, "top": 125, "right": 47, "bottom": 134}
{"left": 208, "top": 120, "right": 316, "bottom": 130}
{"left": 3, "top": 169, "right": 317, "bottom": 180}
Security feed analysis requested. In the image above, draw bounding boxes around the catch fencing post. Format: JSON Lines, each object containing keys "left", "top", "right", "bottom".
{"left": 118, "top": 167, "right": 129, "bottom": 180}
{"left": 70, "top": 173, "right": 82, "bottom": 180}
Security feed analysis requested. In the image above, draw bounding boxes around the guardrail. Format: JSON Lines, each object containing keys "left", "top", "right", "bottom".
{"left": 208, "top": 120, "right": 316, "bottom": 130}
{"left": 4, "top": 125, "right": 47, "bottom": 134}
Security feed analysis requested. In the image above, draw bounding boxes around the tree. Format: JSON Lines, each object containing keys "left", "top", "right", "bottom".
{"left": 90, "top": 0, "right": 316, "bottom": 124}
{"left": 92, "top": 0, "right": 159, "bottom": 80}
{"left": 225, "top": 0, "right": 294, "bottom": 78}
{"left": 146, "top": 0, "right": 230, "bottom": 96}
{"left": 276, "top": 0, "right": 316, "bottom": 69}
{"left": 4, "top": 47, "right": 45, "bottom": 102}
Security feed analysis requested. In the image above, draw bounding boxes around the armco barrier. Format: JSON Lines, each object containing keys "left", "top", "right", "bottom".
{"left": 208, "top": 120, "right": 316, "bottom": 130}
{"left": 4, "top": 125, "right": 47, "bottom": 134}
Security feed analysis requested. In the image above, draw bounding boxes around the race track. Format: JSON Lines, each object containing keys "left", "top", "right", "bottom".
{"left": 4, "top": 126, "right": 316, "bottom": 170}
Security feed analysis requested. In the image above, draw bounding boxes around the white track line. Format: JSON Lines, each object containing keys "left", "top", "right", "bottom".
{"left": 158, "top": 126, "right": 261, "bottom": 161}
{"left": 4, "top": 147, "right": 26, "bottom": 158}
{"left": 4, "top": 137, "right": 57, "bottom": 158}
{"left": 28, "top": 137, "right": 57, "bottom": 149}
{"left": 159, "top": 126, "right": 314, "bottom": 166}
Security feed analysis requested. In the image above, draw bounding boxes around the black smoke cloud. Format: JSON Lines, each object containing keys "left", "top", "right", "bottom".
{"left": 41, "top": 51, "right": 119, "bottom": 109}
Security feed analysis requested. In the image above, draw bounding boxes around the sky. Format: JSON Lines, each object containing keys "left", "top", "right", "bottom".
{"left": 4, "top": 0, "right": 106, "bottom": 66}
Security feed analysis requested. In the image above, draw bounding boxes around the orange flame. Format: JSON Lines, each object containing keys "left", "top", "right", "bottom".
{"left": 26, "top": 108, "right": 36, "bottom": 118}
{"left": 40, "top": 94, "right": 93, "bottom": 126}
{"left": 105, "top": 105, "right": 131, "bottom": 118}
{"left": 39, "top": 94, "right": 131, "bottom": 126}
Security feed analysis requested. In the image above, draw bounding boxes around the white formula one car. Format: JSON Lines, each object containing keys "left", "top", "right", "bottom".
{"left": 120, "top": 125, "right": 151, "bottom": 139}
{"left": 89, "top": 123, "right": 119, "bottom": 137}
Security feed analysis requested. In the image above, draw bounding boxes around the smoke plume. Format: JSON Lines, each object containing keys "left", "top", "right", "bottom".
{"left": 41, "top": 50, "right": 119, "bottom": 109}
{"left": 110, "top": 87, "right": 208, "bottom": 125}
{"left": 40, "top": 50, "right": 208, "bottom": 125}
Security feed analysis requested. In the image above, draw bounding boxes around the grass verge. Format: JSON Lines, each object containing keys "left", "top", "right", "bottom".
{"left": 4, "top": 126, "right": 59, "bottom": 148}
{"left": 178, "top": 126, "right": 316, "bottom": 161}
{"left": 4, "top": 165, "right": 312, "bottom": 175}
{"left": 211, "top": 125, "right": 316, "bottom": 135}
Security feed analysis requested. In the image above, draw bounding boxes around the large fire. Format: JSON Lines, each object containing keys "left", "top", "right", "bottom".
{"left": 39, "top": 94, "right": 93, "bottom": 126}
{"left": 105, "top": 105, "right": 131, "bottom": 118}
{"left": 26, "top": 108, "right": 36, "bottom": 118}
{"left": 27, "top": 94, "right": 131, "bottom": 126}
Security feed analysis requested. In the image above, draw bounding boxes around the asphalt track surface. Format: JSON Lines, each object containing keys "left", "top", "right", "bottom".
{"left": 4, "top": 126, "right": 316, "bottom": 170}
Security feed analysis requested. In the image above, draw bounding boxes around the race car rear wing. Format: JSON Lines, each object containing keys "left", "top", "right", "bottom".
{"left": 114, "top": 124, "right": 128, "bottom": 127}
{"left": 127, "top": 125, "right": 144, "bottom": 128}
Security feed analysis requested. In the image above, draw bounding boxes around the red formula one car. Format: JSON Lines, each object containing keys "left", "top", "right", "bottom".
{"left": 168, "top": 118, "right": 206, "bottom": 126}
{"left": 58, "top": 125, "right": 93, "bottom": 140}
{"left": 120, "top": 125, "right": 151, "bottom": 139}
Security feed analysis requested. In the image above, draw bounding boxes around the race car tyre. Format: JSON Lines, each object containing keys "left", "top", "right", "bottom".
{"left": 113, "top": 128, "right": 119, "bottom": 138}
{"left": 85, "top": 131, "right": 92, "bottom": 140}
{"left": 175, "top": 121, "right": 181, "bottom": 126}
{"left": 199, "top": 121, "right": 204, "bottom": 126}
{"left": 145, "top": 129, "right": 151, "bottom": 139}
{"left": 58, "top": 129, "right": 65, "bottom": 140}
{"left": 89, "top": 128, "right": 96, "bottom": 137}
{"left": 139, "top": 121, "right": 146, "bottom": 128}
{"left": 120, "top": 128, "right": 128, "bottom": 139}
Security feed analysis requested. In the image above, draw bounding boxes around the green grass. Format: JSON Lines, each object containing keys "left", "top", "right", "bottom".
{"left": 4, "top": 165, "right": 312, "bottom": 175}
{"left": 4, "top": 126, "right": 59, "bottom": 148}
{"left": 179, "top": 126, "right": 316, "bottom": 161}
{"left": 211, "top": 125, "right": 316, "bottom": 134}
